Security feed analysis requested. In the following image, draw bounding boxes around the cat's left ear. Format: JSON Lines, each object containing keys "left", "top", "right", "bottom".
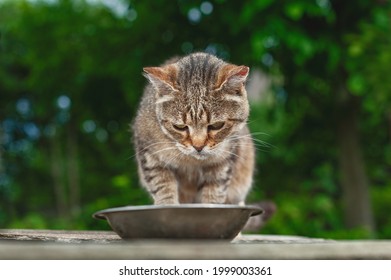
{"left": 143, "top": 65, "right": 179, "bottom": 92}
{"left": 215, "top": 65, "right": 249, "bottom": 91}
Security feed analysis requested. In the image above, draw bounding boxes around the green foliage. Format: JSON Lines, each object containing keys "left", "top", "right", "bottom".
{"left": 1, "top": 0, "right": 391, "bottom": 239}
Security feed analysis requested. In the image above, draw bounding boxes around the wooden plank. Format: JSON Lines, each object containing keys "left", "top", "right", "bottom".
{"left": 0, "top": 230, "right": 390, "bottom": 259}
{"left": 0, "top": 240, "right": 391, "bottom": 259}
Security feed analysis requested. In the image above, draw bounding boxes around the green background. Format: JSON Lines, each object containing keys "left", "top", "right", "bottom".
{"left": 1, "top": 0, "right": 391, "bottom": 239}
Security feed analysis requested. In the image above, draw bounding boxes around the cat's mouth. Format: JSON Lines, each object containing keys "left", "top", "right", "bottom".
{"left": 176, "top": 143, "right": 213, "bottom": 160}
{"left": 189, "top": 152, "right": 209, "bottom": 160}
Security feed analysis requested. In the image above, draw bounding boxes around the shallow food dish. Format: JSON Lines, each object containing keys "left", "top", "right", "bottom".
{"left": 93, "top": 204, "right": 263, "bottom": 240}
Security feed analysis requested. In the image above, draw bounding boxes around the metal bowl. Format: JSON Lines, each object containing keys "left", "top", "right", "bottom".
{"left": 93, "top": 204, "right": 263, "bottom": 240}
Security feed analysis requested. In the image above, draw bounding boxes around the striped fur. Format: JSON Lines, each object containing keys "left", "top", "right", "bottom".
{"left": 133, "top": 53, "right": 254, "bottom": 205}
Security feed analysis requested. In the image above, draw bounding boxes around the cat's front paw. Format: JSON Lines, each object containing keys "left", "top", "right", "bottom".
{"left": 154, "top": 197, "right": 180, "bottom": 205}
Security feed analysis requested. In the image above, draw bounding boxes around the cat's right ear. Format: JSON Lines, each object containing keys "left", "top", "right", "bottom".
{"left": 143, "top": 66, "right": 179, "bottom": 93}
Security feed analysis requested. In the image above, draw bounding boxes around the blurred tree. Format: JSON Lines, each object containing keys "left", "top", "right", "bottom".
{"left": 0, "top": 0, "right": 148, "bottom": 227}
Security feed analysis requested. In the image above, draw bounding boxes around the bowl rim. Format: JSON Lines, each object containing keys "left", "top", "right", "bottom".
{"left": 93, "top": 203, "right": 263, "bottom": 220}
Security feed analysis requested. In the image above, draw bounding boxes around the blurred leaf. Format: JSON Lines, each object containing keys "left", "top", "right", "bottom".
{"left": 347, "top": 74, "right": 366, "bottom": 95}
{"left": 284, "top": 3, "right": 304, "bottom": 20}
{"left": 112, "top": 174, "right": 131, "bottom": 190}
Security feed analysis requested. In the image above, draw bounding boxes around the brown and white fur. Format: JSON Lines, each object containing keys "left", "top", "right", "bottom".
{"left": 132, "top": 52, "right": 255, "bottom": 206}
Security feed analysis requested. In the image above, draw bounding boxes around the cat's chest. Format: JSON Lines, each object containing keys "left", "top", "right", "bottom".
{"left": 174, "top": 165, "right": 204, "bottom": 187}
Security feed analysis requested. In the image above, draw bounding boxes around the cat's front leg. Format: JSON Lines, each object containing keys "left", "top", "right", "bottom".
{"left": 138, "top": 154, "right": 179, "bottom": 205}
{"left": 198, "top": 164, "right": 232, "bottom": 204}
{"left": 149, "top": 169, "right": 179, "bottom": 205}
{"left": 143, "top": 167, "right": 179, "bottom": 205}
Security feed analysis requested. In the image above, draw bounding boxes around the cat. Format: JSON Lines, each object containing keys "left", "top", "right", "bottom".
{"left": 132, "top": 52, "right": 255, "bottom": 206}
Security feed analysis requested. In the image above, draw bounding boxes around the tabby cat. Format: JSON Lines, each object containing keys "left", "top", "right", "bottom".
{"left": 132, "top": 52, "right": 254, "bottom": 205}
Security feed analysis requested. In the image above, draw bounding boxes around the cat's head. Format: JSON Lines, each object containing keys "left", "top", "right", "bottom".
{"left": 143, "top": 52, "right": 250, "bottom": 160}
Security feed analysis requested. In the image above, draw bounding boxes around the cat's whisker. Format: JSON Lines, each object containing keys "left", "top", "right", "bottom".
{"left": 232, "top": 142, "right": 271, "bottom": 153}
{"left": 138, "top": 141, "right": 177, "bottom": 152}
{"left": 228, "top": 137, "right": 272, "bottom": 149}
{"left": 252, "top": 139, "right": 274, "bottom": 147}
{"left": 229, "top": 132, "right": 272, "bottom": 146}
{"left": 210, "top": 148, "right": 245, "bottom": 162}
{"left": 229, "top": 136, "right": 274, "bottom": 152}
{"left": 163, "top": 150, "right": 183, "bottom": 168}
{"left": 230, "top": 132, "right": 270, "bottom": 138}
{"left": 250, "top": 131, "right": 271, "bottom": 137}
{"left": 148, "top": 147, "right": 179, "bottom": 157}
{"left": 224, "top": 150, "right": 245, "bottom": 161}
{"left": 128, "top": 141, "right": 177, "bottom": 159}
{"left": 228, "top": 134, "right": 275, "bottom": 149}
{"left": 228, "top": 132, "right": 268, "bottom": 140}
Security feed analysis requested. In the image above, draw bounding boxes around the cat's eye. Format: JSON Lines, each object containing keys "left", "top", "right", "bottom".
{"left": 208, "top": 122, "right": 225, "bottom": 131}
{"left": 173, "top": 124, "right": 188, "bottom": 131}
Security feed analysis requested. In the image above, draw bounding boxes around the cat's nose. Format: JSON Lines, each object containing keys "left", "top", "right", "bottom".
{"left": 193, "top": 144, "right": 205, "bottom": 152}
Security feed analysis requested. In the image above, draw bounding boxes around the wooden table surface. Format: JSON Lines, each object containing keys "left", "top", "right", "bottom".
{"left": 0, "top": 229, "right": 390, "bottom": 259}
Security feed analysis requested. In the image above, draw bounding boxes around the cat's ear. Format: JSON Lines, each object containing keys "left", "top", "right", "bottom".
{"left": 215, "top": 65, "right": 249, "bottom": 91}
{"left": 143, "top": 65, "right": 179, "bottom": 92}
